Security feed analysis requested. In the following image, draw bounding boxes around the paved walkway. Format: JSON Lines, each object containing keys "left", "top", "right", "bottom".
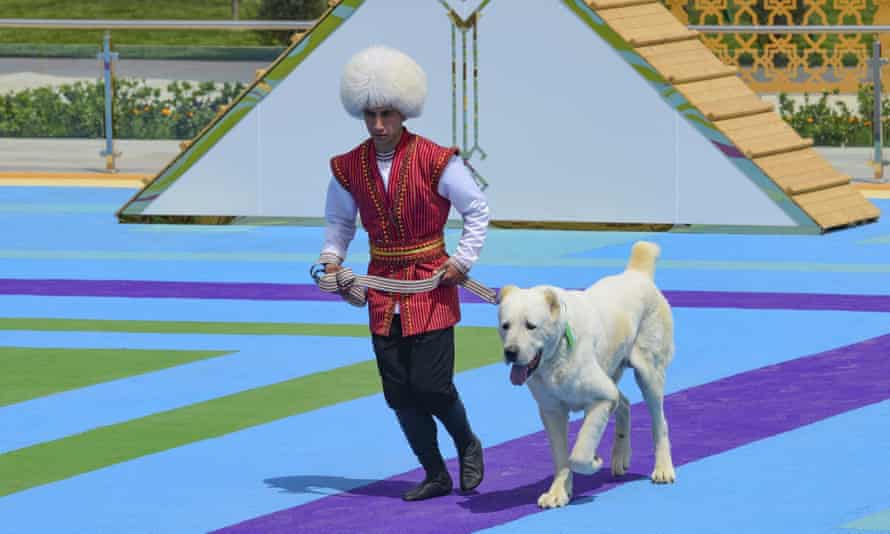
{"left": 0, "top": 138, "right": 180, "bottom": 188}
{"left": 0, "top": 138, "right": 180, "bottom": 175}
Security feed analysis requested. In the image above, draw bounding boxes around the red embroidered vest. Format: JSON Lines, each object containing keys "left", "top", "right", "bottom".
{"left": 331, "top": 130, "right": 461, "bottom": 336}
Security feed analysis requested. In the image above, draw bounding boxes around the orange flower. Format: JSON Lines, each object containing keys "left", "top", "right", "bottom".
{"left": 161, "top": 108, "right": 172, "bottom": 117}
{"left": 806, "top": 117, "right": 814, "bottom": 123}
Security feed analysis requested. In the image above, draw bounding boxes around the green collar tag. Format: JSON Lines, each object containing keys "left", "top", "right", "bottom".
{"left": 564, "top": 323, "right": 575, "bottom": 349}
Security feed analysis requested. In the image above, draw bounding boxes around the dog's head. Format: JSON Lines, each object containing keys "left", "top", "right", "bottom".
{"left": 497, "top": 284, "right": 564, "bottom": 386}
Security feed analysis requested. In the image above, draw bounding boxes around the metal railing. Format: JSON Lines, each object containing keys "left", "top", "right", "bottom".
{"left": 689, "top": 24, "right": 889, "bottom": 180}
{"left": 0, "top": 19, "right": 314, "bottom": 30}
{"left": 1, "top": 18, "right": 315, "bottom": 172}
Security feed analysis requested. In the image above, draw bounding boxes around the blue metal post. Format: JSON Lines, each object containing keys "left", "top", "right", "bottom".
{"left": 97, "top": 31, "right": 120, "bottom": 172}
{"left": 869, "top": 38, "right": 889, "bottom": 181}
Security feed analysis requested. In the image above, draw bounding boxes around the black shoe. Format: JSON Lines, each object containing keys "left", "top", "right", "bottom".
{"left": 402, "top": 470, "right": 453, "bottom": 502}
{"left": 459, "top": 435, "right": 484, "bottom": 492}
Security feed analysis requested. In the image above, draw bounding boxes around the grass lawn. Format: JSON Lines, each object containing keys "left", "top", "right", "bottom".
{"left": 0, "top": 0, "right": 317, "bottom": 47}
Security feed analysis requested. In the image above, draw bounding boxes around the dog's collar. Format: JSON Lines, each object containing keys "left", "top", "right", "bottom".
{"left": 560, "top": 300, "right": 575, "bottom": 350}
{"left": 564, "top": 323, "right": 575, "bottom": 349}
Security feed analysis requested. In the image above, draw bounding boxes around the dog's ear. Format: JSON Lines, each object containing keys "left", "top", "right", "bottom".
{"left": 498, "top": 284, "right": 519, "bottom": 303}
{"left": 544, "top": 289, "right": 561, "bottom": 318}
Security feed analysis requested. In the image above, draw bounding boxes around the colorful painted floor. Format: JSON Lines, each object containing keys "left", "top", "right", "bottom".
{"left": 2, "top": 185, "right": 890, "bottom": 534}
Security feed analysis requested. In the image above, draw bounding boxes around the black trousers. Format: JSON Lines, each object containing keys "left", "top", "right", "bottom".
{"left": 371, "top": 315, "right": 475, "bottom": 475}
{"left": 371, "top": 314, "right": 458, "bottom": 411}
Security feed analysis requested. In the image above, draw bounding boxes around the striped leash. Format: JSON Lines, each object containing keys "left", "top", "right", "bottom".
{"left": 310, "top": 264, "right": 498, "bottom": 307}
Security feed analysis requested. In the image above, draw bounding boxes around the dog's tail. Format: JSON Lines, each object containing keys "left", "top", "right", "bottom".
{"left": 626, "top": 241, "right": 660, "bottom": 279}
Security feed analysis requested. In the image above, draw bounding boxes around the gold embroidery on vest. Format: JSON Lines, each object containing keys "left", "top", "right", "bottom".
{"left": 394, "top": 135, "right": 418, "bottom": 241}
{"left": 361, "top": 142, "right": 391, "bottom": 244}
{"left": 431, "top": 147, "right": 457, "bottom": 191}
{"left": 401, "top": 277, "right": 412, "bottom": 334}
{"left": 331, "top": 157, "right": 349, "bottom": 192}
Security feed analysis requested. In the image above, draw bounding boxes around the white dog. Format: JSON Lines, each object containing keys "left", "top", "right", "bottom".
{"left": 497, "top": 241, "right": 675, "bottom": 509}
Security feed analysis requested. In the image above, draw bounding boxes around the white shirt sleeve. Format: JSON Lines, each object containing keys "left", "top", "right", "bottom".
{"left": 437, "top": 156, "right": 490, "bottom": 273}
{"left": 320, "top": 177, "right": 357, "bottom": 263}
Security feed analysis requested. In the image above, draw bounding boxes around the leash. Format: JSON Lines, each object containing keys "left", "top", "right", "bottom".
{"left": 310, "top": 264, "right": 498, "bottom": 307}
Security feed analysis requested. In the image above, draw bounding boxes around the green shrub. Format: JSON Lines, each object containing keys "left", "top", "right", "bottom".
{"left": 777, "top": 85, "right": 890, "bottom": 147}
{"left": 0, "top": 78, "right": 246, "bottom": 139}
{"left": 257, "top": 0, "right": 327, "bottom": 44}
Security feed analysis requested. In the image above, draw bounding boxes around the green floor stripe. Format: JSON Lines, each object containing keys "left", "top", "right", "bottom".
{"left": 0, "top": 347, "right": 232, "bottom": 407}
{"left": 0, "top": 327, "right": 501, "bottom": 497}
{"left": 0, "top": 318, "right": 370, "bottom": 337}
{"left": 843, "top": 507, "right": 890, "bottom": 531}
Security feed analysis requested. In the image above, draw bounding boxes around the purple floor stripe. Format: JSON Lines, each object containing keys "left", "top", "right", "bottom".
{"left": 662, "top": 289, "right": 890, "bottom": 312}
{"left": 212, "top": 333, "right": 890, "bottom": 534}
{"left": 0, "top": 278, "right": 340, "bottom": 302}
{"left": 2, "top": 278, "right": 890, "bottom": 312}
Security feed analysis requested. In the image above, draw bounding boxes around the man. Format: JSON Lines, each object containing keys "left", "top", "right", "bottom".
{"left": 317, "top": 45, "right": 490, "bottom": 501}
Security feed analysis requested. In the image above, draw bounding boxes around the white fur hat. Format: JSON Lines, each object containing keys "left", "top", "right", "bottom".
{"left": 340, "top": 46, "right": 427, "bottom": 119}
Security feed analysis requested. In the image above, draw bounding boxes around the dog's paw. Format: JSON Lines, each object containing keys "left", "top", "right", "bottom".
{"left": 537, "top": 488, "right": 571, "bottom": 509}
{"left": 651, "top": 462, "right": 676, "bottom": 484}
{"left": 611, "top": 443, "right": 631, "bottom": 477}
{"left": 569, "top": 454, "right": 603, "bottom": 475}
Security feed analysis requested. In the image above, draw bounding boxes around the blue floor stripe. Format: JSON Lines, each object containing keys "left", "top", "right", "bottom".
{"left": 482, "top": 399, "right": 890, "bottom": 534}
{"left": 571, "top": 226, "right": 890, "bottom": 263}
{"left": 0, "top": 334, "right": 371, "bottom": 454}
{"left": 0, "top": 296, "right": 500, "bottom": 327}
{"left": 0, "top": 186, "right": 136, "bottom": 202}
{"left": 0, "top": 308, "right": 886, "bottom": 533}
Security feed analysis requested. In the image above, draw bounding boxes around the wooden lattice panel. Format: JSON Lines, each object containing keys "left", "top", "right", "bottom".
{"left": 596, "top": 4, "right": 698, "bottom": 47}
{"left": 754, "top": 148, "right": 851, "bottom": 195}
{"left": 793, "top": 184, "right": 881, "bottom": 230}
{"left": 636, "top": 40, "right": 737, "bottom": 84}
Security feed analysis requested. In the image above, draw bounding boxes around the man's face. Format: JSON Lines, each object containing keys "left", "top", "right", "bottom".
{"left": 363, "top": 107, "right": 405, "bottom": 151}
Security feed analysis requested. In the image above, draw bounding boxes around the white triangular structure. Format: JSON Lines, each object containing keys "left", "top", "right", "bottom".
{"left": 118, "top": 0, "right": 879, "bottom": 232}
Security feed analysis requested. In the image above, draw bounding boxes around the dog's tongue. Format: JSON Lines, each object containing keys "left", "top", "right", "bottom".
{"left": 510, "top": 364, "right": 528, "bottom": 386}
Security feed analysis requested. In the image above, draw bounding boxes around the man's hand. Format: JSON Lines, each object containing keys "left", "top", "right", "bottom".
{"left": 438, "top": 262, "right": 467, "bottom": 287}
{"left": 323, "top": 264, "right": 351, "bottom": 296}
